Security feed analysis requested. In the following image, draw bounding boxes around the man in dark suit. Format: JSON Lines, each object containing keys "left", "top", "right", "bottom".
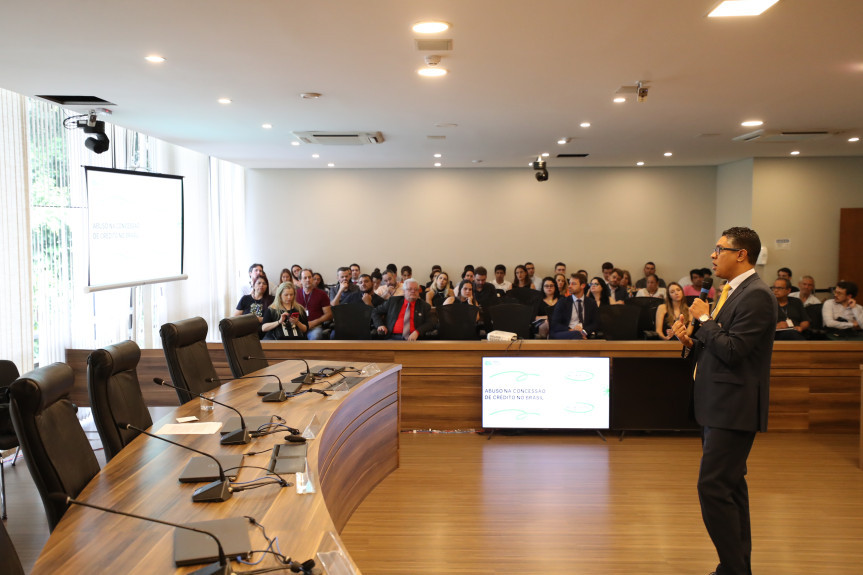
{"left": 549, "top": 273, "right": 600, "bottom": 339}
{"left": 372, "top": 278, "right": 434, "bottom": 341}
{"left": 672, "top": 227, "right": 776, "bottom": 575}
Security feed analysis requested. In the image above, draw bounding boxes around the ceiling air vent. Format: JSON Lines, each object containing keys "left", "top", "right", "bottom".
{"left": 292, "top": 131, "right": 384, "bottom": 145}
{"left": 557, "top": 153, "right": 590, "bottom": 158}
{"left": 733, "top": 130, "right": 832, "bottom": 143}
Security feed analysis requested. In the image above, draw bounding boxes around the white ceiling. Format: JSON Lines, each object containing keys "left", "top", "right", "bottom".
{"left": 2, "top": 0, "right": 862, "bottom": 169}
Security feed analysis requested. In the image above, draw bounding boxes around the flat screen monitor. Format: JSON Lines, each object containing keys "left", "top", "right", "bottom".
{"left": 84, "top": 166, "right": 185, "bottom": 291}
{"left": 481, "top": 356, "right": 610, "bottom": 429}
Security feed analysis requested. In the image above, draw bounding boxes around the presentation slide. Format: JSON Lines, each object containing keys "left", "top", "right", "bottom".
{"left": 482, "top": 356, "right": 610, "bottom": 429}
{"left": 86, "top": 167, "right": 183, "bottom": 290}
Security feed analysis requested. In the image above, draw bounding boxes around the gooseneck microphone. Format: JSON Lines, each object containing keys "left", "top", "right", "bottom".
{"left": 243, "top": 356, "right": 316, "bottom": 385}
{"left": 206, "top": 375, "right": 288, "bottom": 404}
{"left": 153, "top": 378, "right": 251, "bottom": 445}
{"left": 117, "top": 422, "right": 232, "bottom": 503}
{"left": 51, "top": 494, "right": 232, "bottom": 575}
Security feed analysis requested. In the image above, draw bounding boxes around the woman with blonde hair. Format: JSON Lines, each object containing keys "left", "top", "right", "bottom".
{"left": 262, "top": 282, "right": 309, "bottom": 340}
{"left": 426, "top": 270, "right": 454, "bottom": 307}
{"left": 655, "top": 282, "right": 692, "bottom": 340}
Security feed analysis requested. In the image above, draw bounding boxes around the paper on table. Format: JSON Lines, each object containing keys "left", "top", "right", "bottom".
{"left": 155, "top": 422, "right": 223, "bottom": 435}
{"left": 176, "top": 416, "right": 199, "bottom": 423}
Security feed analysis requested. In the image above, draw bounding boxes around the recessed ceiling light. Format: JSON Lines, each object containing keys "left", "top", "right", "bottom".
{"left": 741, "top": 120, "right": 764, "bottom": 127}
{"left": 312, "top": 154, "right": 320, "bottom": 159}
{"left": 327, "top": 162, "right": 335, "bottom": 167}
{"left": 708, "top": 0, "right": 780, "bottom": 18}
{"left": 664, "top": 152, "right": 673, "bottom": 157}
{"left": 613, "top": 97, "right": 626, "bottom": 103}
{"left": 433, "top": 153, "right": 442, "bottom": 158}
{"left": 541, "top": 152, "right": 550, "bottom": 157}
{"left": 790, "top": 150, "right": 800, "bottom": 155}
{"left": 299, "top": 92, "right": 322, "bottom": 100}
{"left": 413, "top": 21, "right": 449, "bottom": 34}
{"left": 261, "top": 123, "right": 272, "bottom": 129}
{"left": 849, "top": 137, "right": 860, "bottom": 142}
{"left": 291, "top": 141, "right": 300, "bottom": 146}
{"left": 636, "top": 162, "right": 645, "bottom": 166}
{"left": 418, "top": 67, "right": 447, "bottom": 77}
{"left": 580, "top": 122, "right": 591, "bottom": 128}
{"left": 217, "top": 98, "right": 232, "bottom": 105}
{"left": 434, "top": 162, "right": 442, "bottom": 167}
{"left": 557, "top": 138, "right": 570, "bottom": 145}
{"left": 144, "top": 55, "right": 165, "bottom": 63}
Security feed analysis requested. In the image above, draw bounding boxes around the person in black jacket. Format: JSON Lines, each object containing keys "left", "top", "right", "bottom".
{"left": 549, "top": 273, "right": 600, "bottom": 339}
{"left": 372, "top": 279, "right": 434, "bottom": 341}
{"left": 672, "top": 227, "right": 776, "bottom": 575}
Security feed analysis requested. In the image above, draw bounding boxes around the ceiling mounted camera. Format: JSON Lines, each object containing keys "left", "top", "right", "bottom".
{"left": 531, "top": 157, "right": 548, "bottom": 182}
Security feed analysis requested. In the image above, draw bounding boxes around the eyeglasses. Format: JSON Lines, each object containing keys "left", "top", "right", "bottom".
{"left": 770, "top": 286, "right": 789, "bottom": 291}
{"left": 713, "top": 246, "right": 742, "bottom": 256}
{"left": 590, "top": 283, "right": 601, "bottom": 287}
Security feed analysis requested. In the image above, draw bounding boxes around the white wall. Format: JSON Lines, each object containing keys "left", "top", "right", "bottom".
{"left": 246, "top": 166, "right": 717, "bottom": 285}
{"left": 716, "top": 158, "right": 754, "bottom": 238}
{"left": 751, "top": 156, "right": 863, "bottom": 286}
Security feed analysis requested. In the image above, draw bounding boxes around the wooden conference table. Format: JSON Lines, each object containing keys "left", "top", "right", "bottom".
{"left": 31, "top": 360, "right": 401, "bottom": 574}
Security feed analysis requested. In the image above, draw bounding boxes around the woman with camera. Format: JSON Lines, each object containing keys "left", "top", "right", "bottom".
{"left": 262, "top": 281, "right": 309, "bottom": 340}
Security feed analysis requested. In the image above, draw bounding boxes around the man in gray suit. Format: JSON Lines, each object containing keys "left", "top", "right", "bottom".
{"left": 672, "top": 227, "right": 776, "bottom": 575}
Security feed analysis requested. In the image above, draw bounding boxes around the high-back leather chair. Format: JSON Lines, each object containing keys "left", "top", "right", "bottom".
{"left": 87, "top": 340, "right": 153, "bottom": 462}
{"left": 437, "top": 304, "right": 480, "bottom": 340}
{"left": 490, "top": 303, "right": 533, "bottom": 340}
{"left": 330, "top": 304, "right": 375, "bottom": 340}
{"left": 159, "top": 317, "right": 219, "bottom": 404}
{"left": 0, "top": 516, "right": 25, "bottom": 575}
{"left": 9, "top": 363, "right": 100, "bottom": 531}
{"left": 598, "top": 304, "right": 641, "bottom": 340}
{"left": 219, "top": 315, "right": 268, "bottom": 377}
{"left": 0, "top": 360, "right": 21, "bottom": 520}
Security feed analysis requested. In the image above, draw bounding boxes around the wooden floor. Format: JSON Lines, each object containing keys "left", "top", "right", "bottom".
{"left": 341, "top": 431, "right": 863, "bottom": 575}
{"left": 4, "top": 431, "right": 862, "bottom": 574}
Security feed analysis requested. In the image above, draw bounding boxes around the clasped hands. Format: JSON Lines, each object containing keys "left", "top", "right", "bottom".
{"left": 672, "top": 298, "right": 709, "bottom": 348}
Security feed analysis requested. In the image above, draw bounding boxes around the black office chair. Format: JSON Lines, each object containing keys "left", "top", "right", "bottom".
{"left": 159, "top": 317, "right": 220, "bottom": 404}
{"left": 626, "top": 297, "right": 664, "bottom": 339}
{"left": 490, "top": 303, "right": 533, "bottom": 340}
{"left": 0, "top": 360, "right": 21, "bottom": 520}
{"left": 598, "top": 305, "right": 641, "bottom": 340}
{"left": 0, "top": 516, "right": 25, "bottom": 575}
{"left": 219, "top": 315, "right": 268, "bottom": 377}
{"left": 437, "top": 304, "right": 480, "bottom": 340}
{"left": 9, "top": 363, "right": 101, "bottom": 532}
{"left": 87, "top": 341, "right": 153, "bottom": 462}
{"left": 805, "top": 303, "right": 826, "bottom": 339}
{"left": 330, "top": 304, "right": 375, "bottom": 340}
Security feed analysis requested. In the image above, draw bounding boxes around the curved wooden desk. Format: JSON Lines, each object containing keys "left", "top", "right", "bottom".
{"left": 31, "top": 362, "right": 401, "bottom": 574}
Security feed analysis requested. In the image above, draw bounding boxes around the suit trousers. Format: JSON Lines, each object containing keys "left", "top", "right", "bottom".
{"left": 550, "top": 330, "right": 584, "bottom": 340}
{"left": 698, "top": 426, "right": 756, "bottom": 575}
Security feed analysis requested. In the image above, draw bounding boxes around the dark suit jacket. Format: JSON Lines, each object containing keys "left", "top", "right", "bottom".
{"left": 549, "top": 295, "right": 600, "bottom": 336}
{"left": 372, "top": 296, "right": 434, "bottom": 337}
{"left": 689, "top": 272, "right": 776, "bottom": 432}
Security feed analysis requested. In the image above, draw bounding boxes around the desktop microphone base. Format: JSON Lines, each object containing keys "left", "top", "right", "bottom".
{"left": 220, "top": 428, "right": 251, "bottom": 445}
{"left": 261, "top": 390, "right": 288, "bottom": 403}
{"left": 192, "top": 480, "right": 233, "bottom": 503}
{"left": 188, "top": 561, "right": 232, "bottom": 575}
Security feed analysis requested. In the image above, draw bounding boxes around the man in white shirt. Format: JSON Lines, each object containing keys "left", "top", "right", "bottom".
{"left": 822, "top": 281, "right": 863, "bottom": 335}
{"left": 635, "top": 274, "right": 667, "bottom": 299}
{"left": 491, "top": 264, "right": 512, "bottom": 293}
{"left": 790, "top": 275, "right": 820, "bottom": 306}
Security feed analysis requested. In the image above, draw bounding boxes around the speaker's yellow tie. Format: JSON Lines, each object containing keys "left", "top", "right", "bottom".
{"left": 694, "top": 283, "right": 731, "bottom": 380}
{"left": 712, "top": 283, "right": 731, "bottom": 319}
